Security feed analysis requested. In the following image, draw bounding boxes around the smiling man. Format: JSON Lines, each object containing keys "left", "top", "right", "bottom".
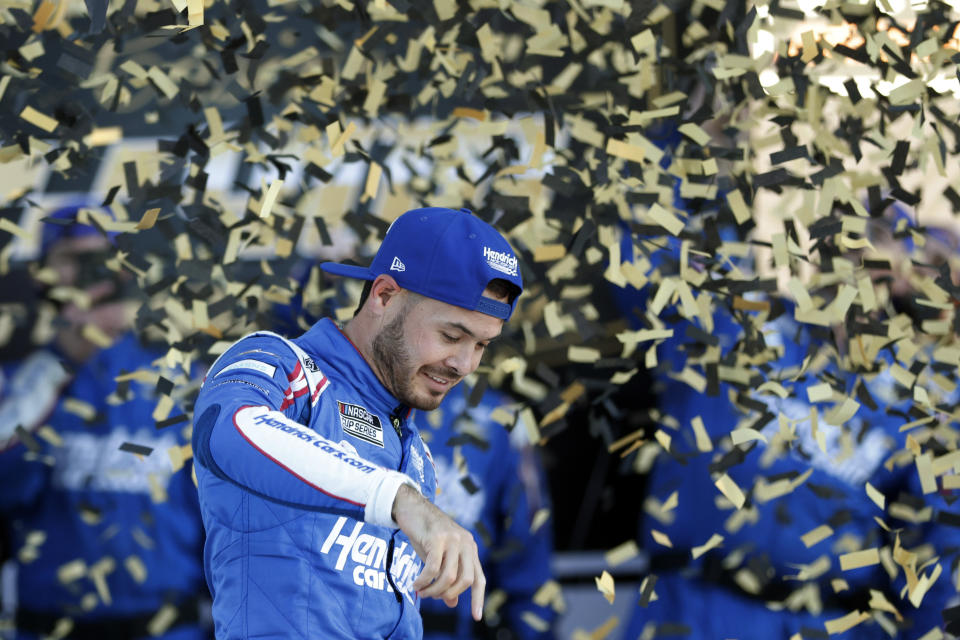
{"left": 191, "top": 207, "right": 523, "bottom": 639}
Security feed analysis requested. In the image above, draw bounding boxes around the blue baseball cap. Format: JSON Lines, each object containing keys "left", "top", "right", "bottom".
{"left": 41, "top": 202, "right": 117, "bottom": 256}
{"left": 321, "top": 207, "right": 523, "bottom": 320}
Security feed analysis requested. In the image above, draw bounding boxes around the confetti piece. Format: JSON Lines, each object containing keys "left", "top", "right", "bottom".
{"left": 187, "top": 0, "right": 203, "bottom": 25}
{"left": 630, "top": 29, "right": 654, "bottom": 53}
{"left": 0, "top": 218, "right": 33, "bottom": 240}
{"left": 136, "top": 208, "right": 160, "bottom": 230}
{"left": 917, "top": 627, "right": 944, "bottom": 640}
{"left": 125, "top": 556, "right": 147, "bottom": 584}
{"left": 36, "top": 426, "right": 62, "bottom": 447}
{"left": 691, "top": 533, "right": 724, "bottom": 559}
{"left": 801, "top": 525, "right": 834, "bottom": 548}
{"left": 865, "top": 482, "right": 885, "bottom": 510}
{"left": 56, "top": 559, "right": 86, "bottom": 583}
{"left": 533, "top": 244, "right": 566, "bottom": 262}
{"left": 726, "top": 190, "right": 750, "bottom": 225}
{"left": 484, "top": 589, "right": 507, "bottom": 620}
{"left": 520, "top": 612, "right": 550, "bottom": 632}
{"left": 530, "top": 508, "right": 550, "bottom": 533}
{"left": 916, "top": 453, "right": 937, "bottom": 494}
{"left": 690, "top": 416, "right": 712, "bottom": 452}
{"left": 519, "top": 407, "right": 539, "bottom": 446}
{"left": 81, "top": 323, "right": 114, "bottom": 349}
{"left": 806, "top": 382, "right": 833, "bottom": 403}
{"left": 840, "top": 548, "right": 881, "bottom": 571}
{"left": 605, "top": 138, "right": 645, "bottom": 164}
{"left": 824, "top": 610, "right": 870, "bottom": 634}
{"left": 362, "top": 162, "right": 382, "bottom": 203}
{"left": 147, "top": 604, "right": 178, "bottom": 636}
{"left": 678, "top": 123, "right": 711, "bottom": 146}
{"left": 146, "top": 66, "right": 179, "bottom": 99}
{"left": 452, "top": 107, "right": 487, "bottom": 120}
{"left": 650, "top": 529, "right": 673, "bottom": 548}
{"left": 942, "top": 475, "right": 960, "bottom": 491}
{"left": 260, "top": 179, "right": 283, "bottom": 218}
{"left": 801, "top": 30, "right": 818, "bottom": 62}
{"left": 868, "top": 589, "right": 903, "bottom": 621}
{"left": 567, "top": 346, "right": 600, "bottom": 363}
{"left": 647, "top": 203, "right": 685, "bottom": 236}
{"left": 714, "top": 474, "right": 746, "bottom": 509}
{"left": 604, "top": 540, "right": 639, "bottom": 566}
{"left": 83, "top": 126, "right": 122, "bottom": 146}
{"left": 20, "top": 106, "right": 58, "bottom": 132}
{"left": 594, "top": 570, "right": 615, "bottom": 604}
{"left": 730, "top": 428, "right": 767, "bottom": 446}
{"left": 152, "top": 396, "right": 174, "bottom": 423}
{"left": 63, "top": 398, "right": 96, "bottom": 421}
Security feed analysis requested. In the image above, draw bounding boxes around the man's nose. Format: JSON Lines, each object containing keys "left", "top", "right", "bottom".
{"left": 445, "top": 346, "right": 473, "bottom": 376}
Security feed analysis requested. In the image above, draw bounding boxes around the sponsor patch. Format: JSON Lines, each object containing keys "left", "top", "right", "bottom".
{"left": 337, "top": 401, "right": 385, "bottom": 448}
{"left": 217, "top": 359, "right": 277, "bottom": 378}
{"left": 302, "top": 356, "right": 320, "bottom": 373}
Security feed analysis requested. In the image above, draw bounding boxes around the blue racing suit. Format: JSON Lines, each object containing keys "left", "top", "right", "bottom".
{"left": 623, "top": 306, "right": 958, "bottom": 639}
{"left": 192, "top": 317, "right": 438, "bottom": 639}
{"left": 417, "top": 391, "right": 555, "bottom": 639}
{"left": 0, "top": 333, "right": 207, "bottom": 640}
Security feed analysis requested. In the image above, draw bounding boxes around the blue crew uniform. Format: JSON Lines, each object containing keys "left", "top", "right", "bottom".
{"left": 624, "top": 307, "right": 957, "bottom": 639}
{"left": 192, "top": 318, "right": 437, "bottom": 639}
{"left": 0, "top": 334, "right": 207, "bottom": 640}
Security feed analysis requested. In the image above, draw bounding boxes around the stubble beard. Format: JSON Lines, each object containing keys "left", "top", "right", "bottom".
{"left": 371, "top": 312, "right": 445, "bottom": 411}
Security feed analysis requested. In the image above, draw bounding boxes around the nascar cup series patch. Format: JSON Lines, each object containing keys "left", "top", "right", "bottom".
{"left": 337, "top": 401, "right": 385, "bottom": 448}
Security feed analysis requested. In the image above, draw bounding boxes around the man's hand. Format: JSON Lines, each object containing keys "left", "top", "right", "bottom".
{"left": 392, "top": 483, "right": 486, "bottom": 621}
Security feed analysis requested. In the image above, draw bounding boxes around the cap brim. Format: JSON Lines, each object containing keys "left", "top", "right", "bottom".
{"left": 320, "top": 262, "right": 376, "bottom": 280}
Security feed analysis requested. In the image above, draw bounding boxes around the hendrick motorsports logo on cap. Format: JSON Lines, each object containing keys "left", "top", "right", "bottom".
{"left": 483, "top": 246, "right": 518, "bottom": 276}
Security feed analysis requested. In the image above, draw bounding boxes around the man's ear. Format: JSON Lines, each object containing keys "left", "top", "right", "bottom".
{"left": 367, "top": 275, "right": 403, "bottom": 315}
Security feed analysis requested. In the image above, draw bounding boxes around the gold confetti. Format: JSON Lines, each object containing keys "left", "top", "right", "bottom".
{"left": 604, "top": 540, "right": 639, "bottom": 566}
{"left": 801, "top": 525, "right": 834, "bottom": 548}
{"left": 714, "top": 473, "right": 746, "bottom": 509}
{"left": 594, "top": 570, "right": 615, "bottom": 604}
{"left": 839, "top": 548, "right": 881, "bottom": 571}
{"left": 19, "top": 106, "right": 58, "bottom": 132}
{"left": 824, "top": 610, "right": 870, "bottom": 634}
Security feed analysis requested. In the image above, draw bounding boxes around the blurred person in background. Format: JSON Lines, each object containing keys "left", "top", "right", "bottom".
{"left": 417, "top": 388, "right": 557, "bottom": 640}
{"left": 0, "top": 205, "right": 209, "bottom": 640}
{"left": 621, "top": 208, "right": 960, "bottom": 639}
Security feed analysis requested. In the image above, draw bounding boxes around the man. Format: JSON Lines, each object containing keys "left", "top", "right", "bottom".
{"left": 417, "top": 389, "right": 556, "bottom": 640}
{"left": 192, "top": 206, "right": 524, "bottom": 638}
{"left": 0, "top": 209, "right": 208, "bottom": 640}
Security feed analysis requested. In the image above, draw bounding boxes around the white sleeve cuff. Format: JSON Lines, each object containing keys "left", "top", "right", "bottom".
{"left": 365, "top": 470, "right": 420, "bottom": 529}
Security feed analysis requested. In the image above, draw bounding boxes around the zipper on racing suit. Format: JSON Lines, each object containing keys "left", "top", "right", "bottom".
{"left": 385, "top": 404, "right": 408, "bottom": 603}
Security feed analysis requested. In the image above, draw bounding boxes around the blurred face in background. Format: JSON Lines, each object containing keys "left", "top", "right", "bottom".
{"left": 44, "top": 234, "right": 136, "bottom": 363}
{"left": 866, "top": 215, "right": 960, "bottom": 323}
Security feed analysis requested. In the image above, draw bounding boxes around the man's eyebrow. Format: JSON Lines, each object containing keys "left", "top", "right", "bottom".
{"left": 445, "top": 322, "right": 499, "bottom": 343}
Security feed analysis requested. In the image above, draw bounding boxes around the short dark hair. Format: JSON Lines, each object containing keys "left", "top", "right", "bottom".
{"left": 353, "top": 280, "right": 374, "bottom": 317}
{"left": 353, "top": 277, "right": 519, "bottom": 317}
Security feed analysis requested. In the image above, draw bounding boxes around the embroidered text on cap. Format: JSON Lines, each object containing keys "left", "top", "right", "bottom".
{"left": 483, "top": 246, "right": 518, "bottom": 276}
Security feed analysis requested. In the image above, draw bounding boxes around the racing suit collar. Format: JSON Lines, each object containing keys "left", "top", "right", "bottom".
{"left": 299, "top": 318, "right": 406, "bottom": 415}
